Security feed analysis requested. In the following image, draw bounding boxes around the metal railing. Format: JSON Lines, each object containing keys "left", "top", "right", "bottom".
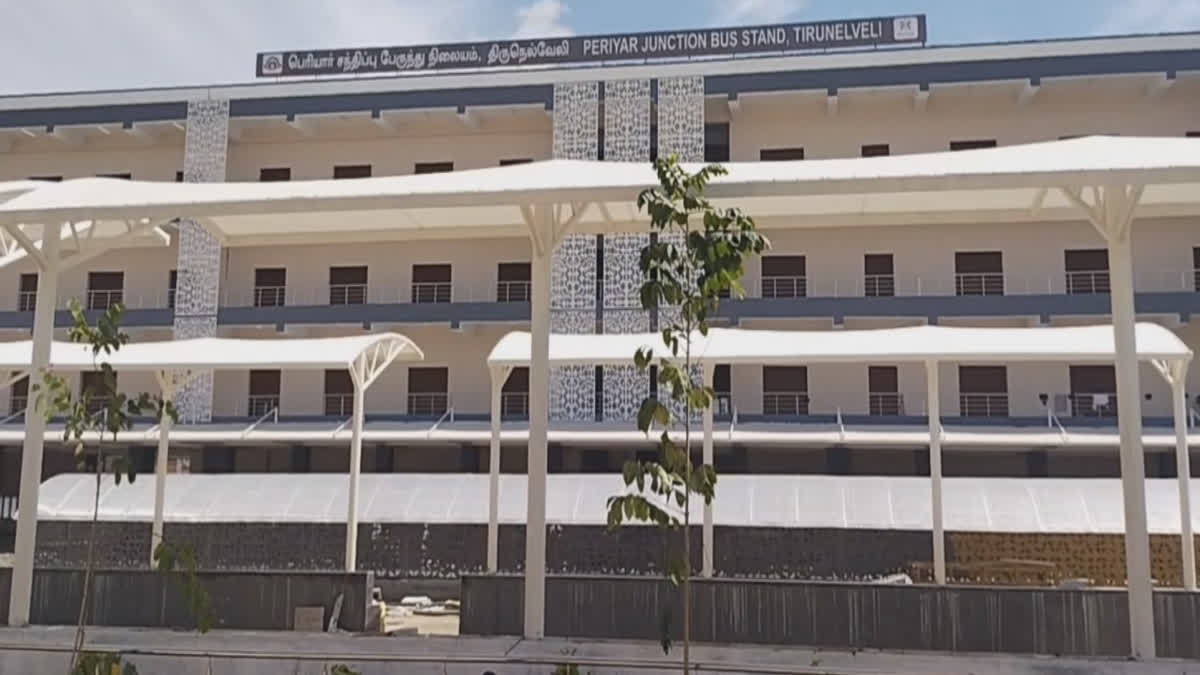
{"left": 715, "top": 392, "right": 732, "bottom": 417}
{"left": 1194, "top": 268, "right": 1200, "bottom": 292}
{"left": 1069, "top": 392, "right": 1118, "bottom": 417}
{"left": 959, "top": 392, "right": 1010, "bottom": 417}
{"left": 761, "top": 275, "right": 807, "bottom": 299}
{"left": 863, "top": 274, "right": 895, "bottom": 297}
{"left": 246, "top": 395, "right": 280, "bottom": 418}
{"left": 954, "top": 273, "right": 1004, "bottom": 296}
{"left": 501, "top": 391, "right": 529, "bottom": 417}
{"left": 762, "top": 391, "right": 810, "bottom": 416}
{"left": 86, "top": 289, "right": 123, "bottom": 310}
{"left": 1065, "top": 270, "right": 1111, "bottom": 294}
{"left": 324, "top": 393, "right": 354, "bottom": 417}
{"left": 329, "top": 283, "right": 368, "bottom": 305}
{"left": 253, "top": 285, "right": 286, "bottom": 307}
{"left": 8, "top": 396, "right": 26, "bottom": 417}
{"left": 412, "top": 282, "right": 452, "bottom": 304}
{"left": 17, "top": 290, "right": 35, "bottom": 312}
{"left": 167, "top": 288, "right": 176, "bottom": 309}
{"left": 868, "top": 392, "right": 904, "bottom": 416}
{"left": 408, "top": 392, "right": 449, "bottom": 416}
{"left": 496, "top": 280, "right": 531, "bottom": 303}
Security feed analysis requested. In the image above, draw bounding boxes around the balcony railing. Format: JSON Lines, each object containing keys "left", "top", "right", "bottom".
{"left": 1194, "top": 268, "right": 1200, "bottom": 292}
{"left": 330, "top": 283, "right": 368, "bottom": 305}
{"left": 1065, "top": 270, "right": 1111, "bottom": 295}
{"left": 761, "top": 276, "right": 806, "bottom": 299}
{"left": 409, "top": 392, "right": 449, "bottom": 416}
{"left": 17, "top": 291, "right": 35, "bottom": 312}
{"left": 324, "top": 393, "right": 354, "bottom": 417}
{"left": 863, "top": 275, "right": 895, "bottom": 297}
{"left": 412, "top": 282, "right": 452, "bottom": 304}
{"left": 254, "top": 286, "right": 286, "bottom": 307}
{"left": 501, "top": 391, "right": 529, "bottom": 418}
{"left": 497, "top": 280, "right": 531, "bottom": 303}
{"left": 87, "top": 289, "right": 123, "bottom": 310}
{"left": 715, "top": 392, "right": 732, "bottom": 417}
{"left": 954, "top": 273, "right": 1004, "bottom": 296}
{"left": 247, "top": 395, "right": 280, "bottom": 418}
{"left": 959, "top": 393, "right": 1010, "bottom": 417}
{"left": 167, "top": 288, "right": 176, "bottom": 309}
{"left": 8, "top": 396, "right": 26, "bottom": 417}
{"left": 1069, "top": 392, "right": 1118, "bottom": 417}
{"left": 868, "top": 392, "right": 904, "bottom": 416}
{"left": 762, "top": 391, "right": 810, "bottom": 416}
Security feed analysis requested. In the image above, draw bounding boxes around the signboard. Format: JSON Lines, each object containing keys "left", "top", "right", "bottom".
{"left": 257, "top": 15, "right": 925, "bottom": 78}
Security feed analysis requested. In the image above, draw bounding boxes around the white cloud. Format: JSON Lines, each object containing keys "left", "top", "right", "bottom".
{"left": 712, "top": 0, "right": 808, "bottom": 25}
{"left": 512, "top": 0, "right": 574, "bottom": 38}
{"left": 1098, "top": 0, "right": 1200, "bottom": 33}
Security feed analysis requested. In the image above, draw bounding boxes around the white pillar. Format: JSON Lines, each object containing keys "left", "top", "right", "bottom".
{"left": 524, "top": 229, "right": 552, "bottom": 639}
{"left": 9, "top": 230, "right": 59, "bottom": 626}
{"left": 1107, "top": 233, "right": 1155, "bottom": 659}
{"left": 344, "top": 381, "right": 365, "bottom": 572}
{"left": 1172, "top": 377, "right": 1196, "bottom": 590}
{"left": 702, "top": 363, "right": 715, "bottom": 578}
{"left": 487, "top": 369, "right": 503, "bottom": 573}
{"left": 150, "top": 402, "right": 172, "bottom": 566}
{"left": 925, "top": 360, "right": 945, "bottom": 585}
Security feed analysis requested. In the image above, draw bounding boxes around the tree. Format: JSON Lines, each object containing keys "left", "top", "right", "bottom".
{"left": 606, "top": 157, "right": 768, "bottom": 672}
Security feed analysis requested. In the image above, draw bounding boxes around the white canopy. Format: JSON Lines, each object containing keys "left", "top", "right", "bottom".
{"left": 486, "top": 324, "right": 1193, "bottom": 368}
{"left": 0, "top": 333, "right": 423, "bottom": 372}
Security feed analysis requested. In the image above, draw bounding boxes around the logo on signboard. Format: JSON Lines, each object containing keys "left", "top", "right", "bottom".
{"left": 893, "top": 17, "right": 921, "bottom": 41}
{"left": 260, "top": 53, "right": 284, "bottom": 76}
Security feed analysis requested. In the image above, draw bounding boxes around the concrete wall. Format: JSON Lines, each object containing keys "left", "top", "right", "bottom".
{"left": 460, "top": 575, "right": 1200, "bottom": 659}
{"left": 0, "top": 567, "right": 373, "bottom": 631}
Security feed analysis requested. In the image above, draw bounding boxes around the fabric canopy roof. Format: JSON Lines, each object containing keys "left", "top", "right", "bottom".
{"left": 487, "top": 323, "right": 1192, "bottom": 368}
{"left": 0, "top": 333, "right": 423, "bottom": 372}
{"left": 1, "top": 137, "right": 1200, "bottom": 247}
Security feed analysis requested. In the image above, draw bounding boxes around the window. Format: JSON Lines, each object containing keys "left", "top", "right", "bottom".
{"left": 412, "top": 264, "right": 451, "bottom": 303}
{"left": 247, "top": 370, "right": 281, "bottom": 417}
{"left": 761, "top": 255, "right": 806, "bottom": 298}
{"left": 414, "top": 162, "right": 454, "bottom": 174}
{"left": 762, "top": 366, "right": 808, "bottom": 416}
{"left": 291, "top": 446, "right": 312, "bottom": 473}
{"left": 1194, "top": 247, "right": 1200, "bottom": 292}
{"left": 167, "top": 270, "right": 177, "bottom": 309}
{"left": 1069, "top": 365, "right": 1117, "bottom": 417}
{"left": 329, "top": 266, "right": 368, "bottom": 305}
{"left": 958, "top": 366, "right": 1008, "bottom": 417}
{"left": 80, "top": 371, "right": 113, "bottom": 416}
{"left": 175, "top": 171, "right": 184, "bottom": 183}
{"left": 501, "top": 367, "right": 529, "bottom": 418}
{"left": 333, "top": 164, "right": 372, "bottom": 179}
{"left": 324, "top": 370, "right": 354, "bottom": 416}
{"left": 1064, "top": 249, "right": 1110, "bottom": 294}
{"left": 17, "top": 273, "right": 37, "bottom": 312}
{"left": 500, "top": 158, "right": 533, "bottom": 166}
{"left": 864, "top": 254, "right": 894, "bottom": 297}
{"left": 86, "top": 271, "right": 124, "bottom": 309}
{"left": 714, "top": 364, "right": 731, "bottom": 416}
{"left": 497, "top": 262, "right": 531, "bottom": 302}
{"left": 868, "top": 366, "right": 902, "bottom": 416}
{"left": 861, "top": 143, "right": 890, "bottom": 157}
{"left": 9, "top": 374, "right": 28, "bottom": 415}
{"left": 949, "top": 139, "right": 997, "bottom": 151}
{"left": 705, "top": 123, "right": 730, "bottom": 162}
{"left": 259, "top": 167, "right": 291, "bottom": 182}
{"left": 759, "top": 147, "right": 804, "bottom": 161}
{"left": 954, "top": 251, "right": 1004, "bottom": 296}
{"left": 408, "top": 367, "right": 449, "bottom": 416}
{"left": 375, "top": 446, "right": 395, "bottom": 473}
{"left": 254, "top": 268, "right": 286, "bottom": 307}
{"left": 98, "top": 173, "right": 132, "bottom": 180}
{"left": 28, "top": 175, "right": 62, "bottom": 182}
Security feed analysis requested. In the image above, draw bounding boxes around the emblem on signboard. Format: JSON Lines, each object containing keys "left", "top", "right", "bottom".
{"left": 893, "top": 17, "right": 921, "bottom": 41}
{"left": 260, "top": 53, "right": 284, "bottom": 76}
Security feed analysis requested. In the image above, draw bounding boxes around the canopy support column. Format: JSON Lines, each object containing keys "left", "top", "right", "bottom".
{"left": 702, "top": 363, "right": 715, "bottom": 578}
{"left": 345, "top": 357, "right": 367, "bottom": 572}
{"left": 149, "top": 369, "right": 195, "bottom": 567}
{"left": 1171, "top": 375, "right": 1196, "bottom": 591}
{"left": 487, "top": 366, "right": 510, "bottom": 573}
{"left": 925, "top": 360, "right": 945, "bottom": 585}
{"left": 1062, "top": 183, "right": 1153, "bottom": 659}
{"left": 9, "top": 228, "right": 59, "bottom": 627}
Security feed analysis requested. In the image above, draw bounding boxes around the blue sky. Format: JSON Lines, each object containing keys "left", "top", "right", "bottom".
{"left": 1, "top": 0, "right": 1196, "bottom": 95}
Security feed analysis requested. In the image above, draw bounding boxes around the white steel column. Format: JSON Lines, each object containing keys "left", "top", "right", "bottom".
{"left": 150, "top": 403, "right": 172, "bottom": 565}
{"left": 525, "top": 216, "right": 552, "bottom": 639}
{"left": 344, "top": 373, "right": 366, "bottom": 572}
{"left": 925, "top": 360, "right": 945, "bottom": 585}
{"left": 1171, "top": 375, "right": 1196, "bottom": 590}
{"left": 487, "top": 368, "right": 505, "bottom": 573}
{"left": 702, "top": 363, "right": 715, "bottom": 578}
{"left": 9, "top": 230, "right": 59, "bottom": 626}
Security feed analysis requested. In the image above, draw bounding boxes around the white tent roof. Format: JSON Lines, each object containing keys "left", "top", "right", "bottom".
{"left": 0, "top": 333, "right": 423, "bottom": 372}
{"left": 2, "top": 137, "right": 1200, "bottom": 247}
{"left": 486, "top": 323, "right": 1192, "bottom": 368}
{"left": 34, "top": 473, "right": 1200, "bottom": 534}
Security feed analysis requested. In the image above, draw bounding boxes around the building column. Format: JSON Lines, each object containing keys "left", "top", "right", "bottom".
{"left": 173, "top": 99, "right": 230, "bottom": 422}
